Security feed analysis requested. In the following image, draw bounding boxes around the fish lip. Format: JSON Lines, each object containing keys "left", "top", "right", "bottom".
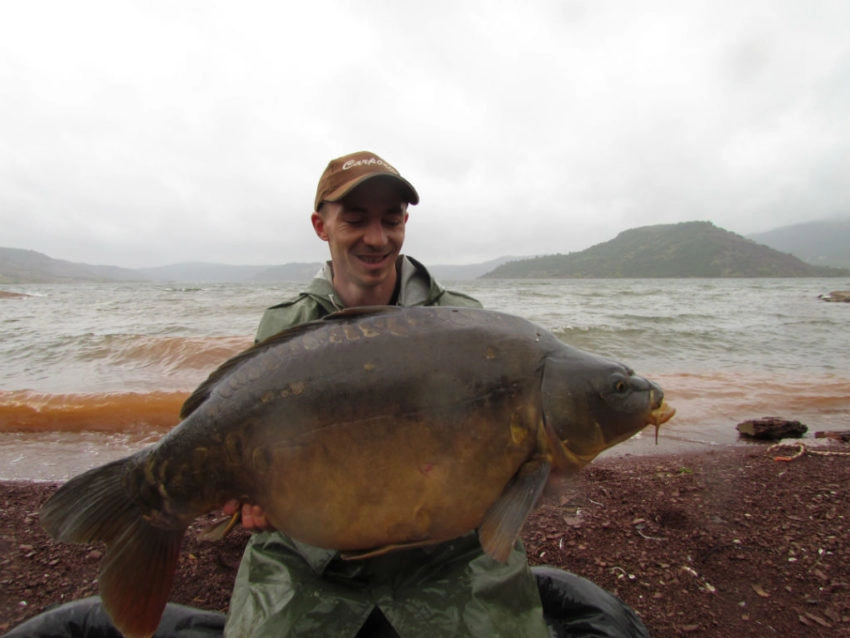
{"left": 648, "top": 401, "right": 676, "bottom": 426}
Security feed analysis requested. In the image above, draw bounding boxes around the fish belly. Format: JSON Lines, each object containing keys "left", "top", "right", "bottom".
{"left": 253, "top": 402, "right": 541, "bottom": 551}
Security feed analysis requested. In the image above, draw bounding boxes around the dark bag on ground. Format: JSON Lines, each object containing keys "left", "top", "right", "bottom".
{"left": 3, "top": 567, "right": 649, "bottom": 638}
{"left": 2, "top": 598, "right": 225, "bottom": 638}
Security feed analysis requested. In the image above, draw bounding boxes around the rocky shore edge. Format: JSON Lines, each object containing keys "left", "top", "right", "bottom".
{"left": 2, "top": 445, "right": 848, "bottom": 637}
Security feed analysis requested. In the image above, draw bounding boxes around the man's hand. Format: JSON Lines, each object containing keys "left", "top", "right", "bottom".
{"left": 223, "top": 499, "right": 273, "bottom": 531}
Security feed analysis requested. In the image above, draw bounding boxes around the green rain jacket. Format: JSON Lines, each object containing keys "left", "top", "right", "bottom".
{"left": 224, "top": 256, "right": 550, "bottom": 638}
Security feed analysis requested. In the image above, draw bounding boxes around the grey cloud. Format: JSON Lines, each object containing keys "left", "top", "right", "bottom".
{"left": 1, "top": 1, "right": 848, "bottom": 267}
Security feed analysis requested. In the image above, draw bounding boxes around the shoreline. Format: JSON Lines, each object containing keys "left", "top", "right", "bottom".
{"left": 0, "top": 427, "right": 813, "bottom": 484}
{"left": 2, "top": 445, "right": 849, "bottom": 637}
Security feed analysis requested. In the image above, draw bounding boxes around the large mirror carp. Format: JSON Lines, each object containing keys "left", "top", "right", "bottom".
{"left": 40, "top": 306, "right": 674, "bottom": 638}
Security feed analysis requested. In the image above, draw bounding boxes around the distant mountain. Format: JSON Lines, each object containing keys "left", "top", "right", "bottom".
{"left": 428, "top": 257, "right": 518, "bottom": 281}
{"left": 0, "top": 248, "right": 147, "bottom": 284}
{"left": 251, "top": 263, "right": 324, "bottom": 282}
{"left": 5, "top": 219, "right": 846, "bottom": 283}
{"left": 747, "top": 217, "right": 850, "bottom": 269}
{"left": 136, "top": 262, "right": 324, "bottom": 283}
{"left": 0, "top": 247, "right": 509, "bottom": 284}
{"left": 137, "top": 262, "right": 268, "bottom": 283}
{"left": 481, "top": 221, "right": 850, "bottom": 278}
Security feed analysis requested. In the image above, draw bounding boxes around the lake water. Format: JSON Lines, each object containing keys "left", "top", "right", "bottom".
{"left": 1, "top": 277, "right": 848, "bottom": 481}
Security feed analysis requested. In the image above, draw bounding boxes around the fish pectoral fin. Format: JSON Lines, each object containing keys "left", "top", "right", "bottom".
{"left": 478, "top": 460, "right": 551, "bottom": 563}
{"left": 198, "top": 510, "right": 241, "bottom": 541}
{"left": 540, "top": 418, "right": 587, "bottom": 474}
{"left": 340, "top": 538, "right": 437, "bottom": 560}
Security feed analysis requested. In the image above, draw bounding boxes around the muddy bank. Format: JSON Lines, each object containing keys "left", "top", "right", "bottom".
{"left": 2, "top": 446, "right": 848, "bottom": 637}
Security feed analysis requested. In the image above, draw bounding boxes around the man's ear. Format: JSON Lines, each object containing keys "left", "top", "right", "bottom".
{"left": 311, "top": 211, "right": 329, "bottom": 241}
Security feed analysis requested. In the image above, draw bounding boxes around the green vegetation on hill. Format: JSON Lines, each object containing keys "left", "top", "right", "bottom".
{"left": 482, "top": 221, "right": 850, "bottom": 278}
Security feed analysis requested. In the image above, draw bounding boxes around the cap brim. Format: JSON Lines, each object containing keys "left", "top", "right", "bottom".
{"left": 324, "top": 174, "right": 419, "bottom": 207}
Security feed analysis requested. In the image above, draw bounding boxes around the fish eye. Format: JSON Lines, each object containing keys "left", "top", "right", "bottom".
{"left": 612, "top": 376, "right": 628, "bottom": 394}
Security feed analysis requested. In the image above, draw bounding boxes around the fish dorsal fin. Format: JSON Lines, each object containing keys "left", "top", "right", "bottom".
{"left": 478, "top": 459, "right": 551, "bottom": 562}
{"left": 179, "top": 321, "right": 327, "bottom": 419}
{"left": 179, "top": 306, "right": 406, "bottom": 419}
{"left": 322, "top": 305, "right": 405, "bottom": 320}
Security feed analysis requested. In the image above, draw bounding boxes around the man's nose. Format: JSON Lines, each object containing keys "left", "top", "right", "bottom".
{"left": 363, "top": 220, "right": 388, "bottom": 246}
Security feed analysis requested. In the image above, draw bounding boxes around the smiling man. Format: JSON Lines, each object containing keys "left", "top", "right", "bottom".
{"left": 253, "top": 151, "right": 481, "bottom": 341}
{"left": 228, "top": 151, "right": 551, "bottom": 637}
{"left": 310, "top": 160, "right": 413, "bottom": 307}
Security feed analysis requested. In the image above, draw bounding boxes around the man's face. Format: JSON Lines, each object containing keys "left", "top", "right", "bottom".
{"left": 312, "top": 177, "right": 409, "bottom": 297}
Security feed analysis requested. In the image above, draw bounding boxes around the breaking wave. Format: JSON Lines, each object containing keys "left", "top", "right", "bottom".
{"left": 0, "top": 390, "right": 187, "bottom": 433}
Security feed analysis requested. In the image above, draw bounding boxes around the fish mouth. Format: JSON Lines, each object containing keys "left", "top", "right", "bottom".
{"left": 648, "top": 400, "right": 676, "bottom": 426}
{"left": 647, "top": 400, "right": 675, "bottom": 445}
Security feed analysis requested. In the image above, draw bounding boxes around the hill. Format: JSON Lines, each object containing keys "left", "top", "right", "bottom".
{"left": 482, "top": 221, "right": 850, "bottom": 278}
{"left": 136, "top": 260, "right": 518, "bottom": 283}
{"left": 427, "top": 257, "right": 518, "bottom": 281}
{"left": 4, "top": 219, "right": 847, "bottom": 283}
{"left": 0, "top": 248, "right": 147, "bottom": 284}
{"left": 748, "top": 217, "right": 850, "bottom": 269}
{"left": 0, "top": 247, "right": 508, "bottom": 284}
{"left": 136, "top": 262, "right": 322, "bottom": 283}
{"left": 0, "top": 249, "right": 324, "bottom": 284}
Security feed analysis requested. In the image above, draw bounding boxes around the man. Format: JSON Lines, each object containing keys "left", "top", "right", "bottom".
{"left": 4, "top": 152, "right": 647, "bottom": 638}
{"left": 223, "top": 151, "right": 551, "bottom": 637}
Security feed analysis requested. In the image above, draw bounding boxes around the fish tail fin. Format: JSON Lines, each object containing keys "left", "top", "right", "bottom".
{"left": 99, "top": 521, "right": 182, "bottom": 638}
{"left": 40, "top": 458, "right": 184, "bottom": 638}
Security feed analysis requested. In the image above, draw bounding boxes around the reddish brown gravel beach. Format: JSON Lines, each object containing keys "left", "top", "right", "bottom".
{"left": 2, "top": 445, "right": 849, "bottom": 637}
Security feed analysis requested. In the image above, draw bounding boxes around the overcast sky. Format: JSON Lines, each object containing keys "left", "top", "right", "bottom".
{"left": 1, "top": 1, "right": 848, "bottom": 268}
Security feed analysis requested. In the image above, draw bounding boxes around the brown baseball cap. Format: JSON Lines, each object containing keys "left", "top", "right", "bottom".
{"left": 314, "top": 151, "right": 419, "bottom": 211}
